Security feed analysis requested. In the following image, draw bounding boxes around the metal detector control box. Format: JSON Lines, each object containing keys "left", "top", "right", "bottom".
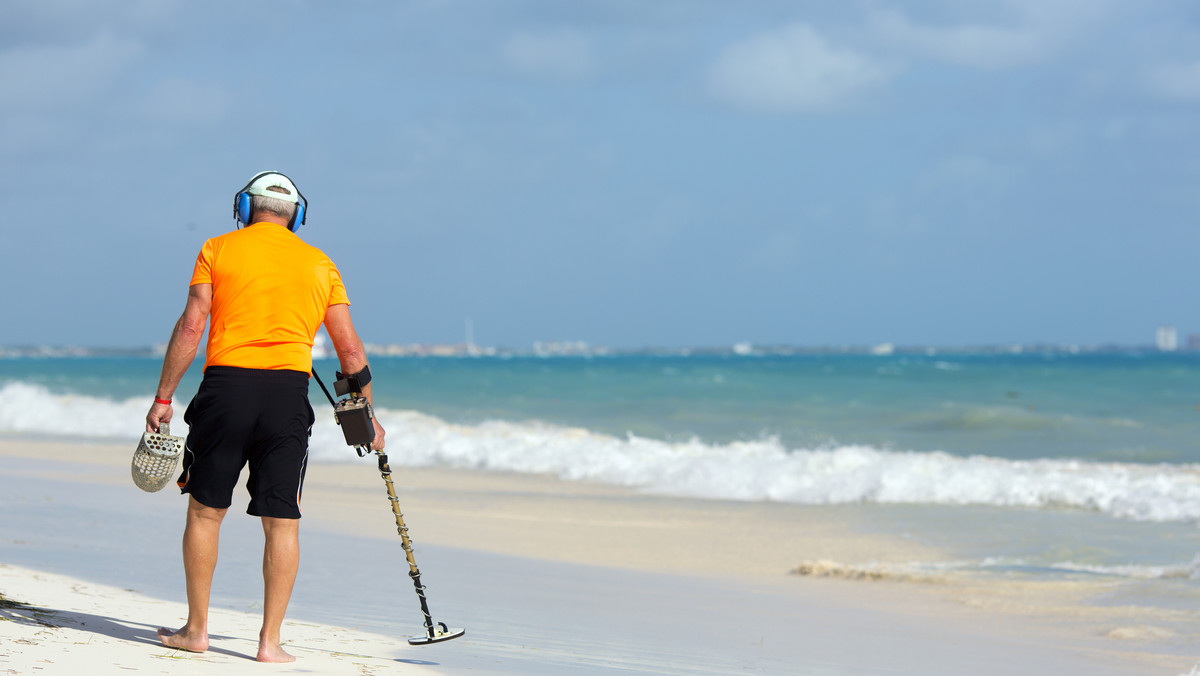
{"left": 332, "top": 372, "right": 375, "bottom": 447}
{"left": 334, "top": 395, "right": 375, "bottom": 447}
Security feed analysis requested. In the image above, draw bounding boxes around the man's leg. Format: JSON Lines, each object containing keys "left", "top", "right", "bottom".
{"left": 257, "top": 516, "right": 300, "bottom": 663}
{"left": 158, "top": 496, "right": 227, "bottom": 652}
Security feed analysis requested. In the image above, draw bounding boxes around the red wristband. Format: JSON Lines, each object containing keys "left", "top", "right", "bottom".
{"left": 154, "top": 397, "right": 172, "bottom": 406}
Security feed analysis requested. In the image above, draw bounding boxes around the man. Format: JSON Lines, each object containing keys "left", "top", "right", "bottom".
{"left": 144, "top": 170, "right": 385, "bottom": 663}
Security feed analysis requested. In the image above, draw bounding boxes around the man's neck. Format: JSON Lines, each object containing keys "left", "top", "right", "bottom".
{"left": 248, "top": 214, "right": 292, "bottom": 228}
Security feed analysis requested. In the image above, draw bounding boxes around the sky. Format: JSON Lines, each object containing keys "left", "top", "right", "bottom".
{"left": 1, "top": 0, "right": 1199, "bottom": 350}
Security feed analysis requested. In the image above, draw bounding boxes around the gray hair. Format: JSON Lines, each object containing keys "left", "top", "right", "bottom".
{"left": 251, "top": 190, "right": 297, "bottom": 222}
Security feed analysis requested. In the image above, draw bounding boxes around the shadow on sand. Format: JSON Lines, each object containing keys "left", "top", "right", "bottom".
{"left": 1, "top": 598, "right": 249, "bottom": 660}
{"left": 0, "top": 596, "right": 439, "bottom": 665}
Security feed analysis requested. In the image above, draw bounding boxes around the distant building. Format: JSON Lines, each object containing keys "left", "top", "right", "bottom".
{"left": 1156, "top": 326, "right": 1178, "bottom": 352}
{"left": 533, "top": 340, "right": 592, "bottom": 357}
{"left": 1188, "top": 334, "right": 1200, "bottom": 352}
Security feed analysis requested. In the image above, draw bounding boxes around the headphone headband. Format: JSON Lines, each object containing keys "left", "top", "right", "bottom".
{"left": 233, "top": 170, "right": 308, "bottom": 231}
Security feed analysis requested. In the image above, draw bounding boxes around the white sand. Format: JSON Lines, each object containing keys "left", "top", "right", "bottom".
{"left": 0, "top": 564, "right": 428, "bottom": 674}
{"left": 0, "top": 438, "right": 1194, "bottom": 675}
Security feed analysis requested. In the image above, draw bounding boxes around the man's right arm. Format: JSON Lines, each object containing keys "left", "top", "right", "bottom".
{"left": 145, "top": 283, "right": 212, "bottom": 432}
{"left": 323, "top": 303, "right": 385, "bottom": 451}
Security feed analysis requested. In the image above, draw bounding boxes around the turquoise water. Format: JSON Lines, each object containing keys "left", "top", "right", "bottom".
{"left": 348, "top": 352, "right": 1200, "bottom": 463}
{"left": 3, "top": 351, "right": 1200, "bottom": 593}
{"left": 3, "top": 351, "right": 1200, "bottom": 463}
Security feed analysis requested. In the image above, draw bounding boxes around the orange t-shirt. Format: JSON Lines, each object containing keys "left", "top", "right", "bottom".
{"left": 190, "top": 223, "right": 350, "bottom": 372}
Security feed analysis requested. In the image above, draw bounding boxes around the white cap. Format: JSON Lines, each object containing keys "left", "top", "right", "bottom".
{"left": 244, "top": 171, "right": 300, "bottom": 203}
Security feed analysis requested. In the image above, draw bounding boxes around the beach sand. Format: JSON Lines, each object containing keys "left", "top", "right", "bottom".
{"left": 0, "top": 438, "right": 1195, "bottom": 675}
{"left": 1, "top": 565, "right": 421, "bottom": 674}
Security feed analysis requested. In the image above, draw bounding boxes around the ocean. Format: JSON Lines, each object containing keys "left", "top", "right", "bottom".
{"left": 4, "top": 351, "right": 1200, "bottom": 597}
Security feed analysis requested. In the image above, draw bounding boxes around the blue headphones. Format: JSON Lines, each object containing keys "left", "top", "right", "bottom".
{"left": 233, "top": 171, "right": 308, "bottom": 231}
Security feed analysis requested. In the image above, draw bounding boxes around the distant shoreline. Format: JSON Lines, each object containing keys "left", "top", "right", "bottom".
{"left": 0, "top": 342, "right": 1193, "bottom": 360}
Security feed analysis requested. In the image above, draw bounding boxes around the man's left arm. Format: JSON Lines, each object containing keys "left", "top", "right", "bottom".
{"left": 145, "top": 283, "right": 212, "bottom": 432}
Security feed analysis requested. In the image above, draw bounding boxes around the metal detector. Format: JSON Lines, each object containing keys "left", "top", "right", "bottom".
{"left": 312, "top": 369, "right": 466, "bottom": 646}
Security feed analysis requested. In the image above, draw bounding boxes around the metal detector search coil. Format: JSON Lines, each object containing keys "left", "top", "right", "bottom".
{"left": 131, "top": 423, "right": 184, "bottom": 492}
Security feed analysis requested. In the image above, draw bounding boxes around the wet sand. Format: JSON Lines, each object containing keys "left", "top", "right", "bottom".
{"left": 0, "top": 438, "right": 1191, "bottom": 675}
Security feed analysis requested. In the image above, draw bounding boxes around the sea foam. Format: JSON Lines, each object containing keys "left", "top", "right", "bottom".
{"left": 4, "top": 380, "right": 1200, "bottom": 523}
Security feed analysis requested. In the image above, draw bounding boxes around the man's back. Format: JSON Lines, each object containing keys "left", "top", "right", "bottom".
{"left": 193, "top": 223, "right": 348, "bottom": 372}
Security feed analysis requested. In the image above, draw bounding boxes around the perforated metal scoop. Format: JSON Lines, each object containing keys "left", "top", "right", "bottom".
{"left": 131, "top": 423, "right": 184, "bottom": 492}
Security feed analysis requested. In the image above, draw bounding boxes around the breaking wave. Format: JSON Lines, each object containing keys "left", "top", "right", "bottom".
{"left": 4, "top": 380, "right": 1200, "bottom": 523}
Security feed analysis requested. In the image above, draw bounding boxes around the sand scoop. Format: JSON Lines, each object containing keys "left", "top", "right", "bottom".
{"left": 131, "top": 423, "right": 184, "bottom": 492}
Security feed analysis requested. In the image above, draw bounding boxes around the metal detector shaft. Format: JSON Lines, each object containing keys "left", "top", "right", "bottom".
{"left": 371, "top": 448, "right": 465, "bottom": 645}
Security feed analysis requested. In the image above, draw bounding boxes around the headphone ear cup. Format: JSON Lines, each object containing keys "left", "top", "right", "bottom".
{"left": 236, "top": 193, "right": 252, "bottom": 224}
{"left": 291, "top": 202, "right": 305, "bottom": 232}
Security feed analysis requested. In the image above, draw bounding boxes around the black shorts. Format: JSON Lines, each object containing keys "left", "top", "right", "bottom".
{"left": 178, "top": 366, "right": 314, "bottom": 519}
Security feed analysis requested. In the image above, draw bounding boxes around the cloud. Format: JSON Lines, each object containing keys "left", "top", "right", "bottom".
{"left": 707, "top": 23, "right": 891, "bottom": 114}
{"left": 865, "top": 0, "right": 1122, "bottom": 71}
{"left": 867, "top": 8, "right": 1048, "bottom": 70}
{"left": 0, "top": 0, "right": 180, "bottom": 45}
{"left": 501, "top": 29, "right": 593, "bottom": 82}
{"left": 1146, "top": 59, "right": 1200, "bottom": 101}
{"left": 0, "top": 31, "right": 142, "bottom": 112}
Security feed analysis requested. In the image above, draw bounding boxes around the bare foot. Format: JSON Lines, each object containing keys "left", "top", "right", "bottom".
{"left": 157, "top": 626, "right": 209, "bottom": 653}
{"left": 256, "top": 641, "right": 296, "bottom": 663}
